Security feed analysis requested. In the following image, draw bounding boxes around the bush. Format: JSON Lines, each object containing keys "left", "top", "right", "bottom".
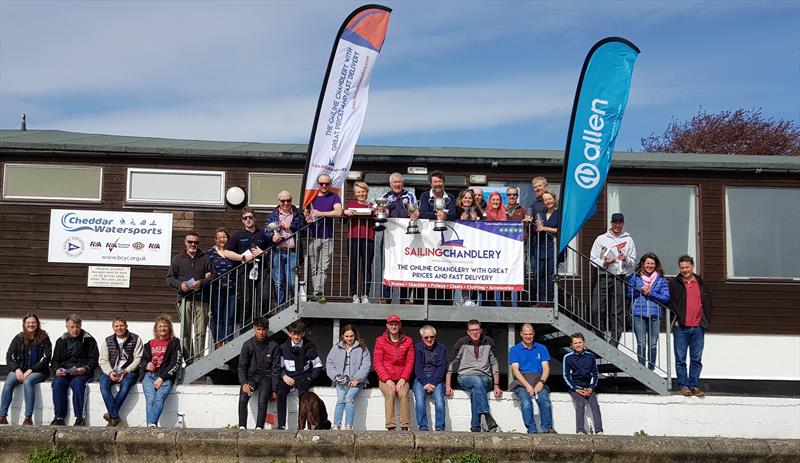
{"left": 28, "top": 447, "right": 85, "bottom": 463}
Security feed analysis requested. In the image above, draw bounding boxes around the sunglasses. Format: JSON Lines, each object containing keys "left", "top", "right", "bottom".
{"left": 422, "top": 336, "right": 435, "bottom": 340}
{"left": 242, "top": 216, "right": 255, "bottom": 221}
{"left": 279, "top": 199, "right": 292, "bottom": 203}
{"left": 186, "top": 240, "right": 200, "bottom": 245}
{"left": 507, "top": 193, "right": 518, "bottom": 197}
{"left": 318, "top": 182, "right": 330, "bottom": 186}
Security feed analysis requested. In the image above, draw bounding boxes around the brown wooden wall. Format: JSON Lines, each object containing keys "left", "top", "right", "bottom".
{"left": 0, "top": 151, "right": 798, "bottom": 335}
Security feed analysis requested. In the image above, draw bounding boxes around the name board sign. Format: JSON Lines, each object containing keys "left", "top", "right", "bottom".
{"left": 383, "top": 219, "right": 524, "bottom": 290}
{"left": 48, "top": 209, "right": 173, "bottom": 266}
{"left": 87, "top": 266, "right": 131, "bottom": 288}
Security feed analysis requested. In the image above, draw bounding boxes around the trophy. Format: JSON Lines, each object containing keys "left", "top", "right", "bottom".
{"left": 432, "top": 197, "right": 449, "bottom": 232}
{"left": 265, "top": 222, "right": 280, "bottom": 232}
{"left": 403, "top": 198, "right": 420, "bottom": 234}
{"left": 371, "top": 198, "right": 391, "bottom": 230}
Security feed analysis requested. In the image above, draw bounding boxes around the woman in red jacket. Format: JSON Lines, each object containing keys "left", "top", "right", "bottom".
{"left": 373, "top": 314, "right": 414, "bottom": 431}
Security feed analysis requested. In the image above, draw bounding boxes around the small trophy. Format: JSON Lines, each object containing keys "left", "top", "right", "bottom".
{"left": 404, "top": 198, "right": 420, "bottom": 234}
{"left": 372, "top": 198, "right": 391, "bottom": 223}
{"left": 265, "top": 222, "right": 279, "bottom": 232}
{"left": 432, "top": 197, "right": 449, "bottom": 232}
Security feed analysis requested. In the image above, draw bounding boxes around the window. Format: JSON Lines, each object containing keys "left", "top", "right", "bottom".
{"left": 3, "top": 164, "right": 102, "bottom": 202}
{"left": 248, "top": 173, "right": 302, "bottom": 208}
{"left": 607, "top": 185, "right": 698, "bottom": 275}
{"left": 725, "top": 187, "right": 800, "bottom": 279}
{"left": 126, "top": 168, "right": 224, "bottom": 206}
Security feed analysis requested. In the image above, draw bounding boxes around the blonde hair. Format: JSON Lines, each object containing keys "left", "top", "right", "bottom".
{"left": 153, "top": 314, "right": 174, "bottom": 340}
{"left": 353, "top": 181, "right": 369, "bottom": 192}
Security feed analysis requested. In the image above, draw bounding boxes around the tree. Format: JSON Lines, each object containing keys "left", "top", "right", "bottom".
{"left": 641, "top": 108, "right": 800, "bottom": 156}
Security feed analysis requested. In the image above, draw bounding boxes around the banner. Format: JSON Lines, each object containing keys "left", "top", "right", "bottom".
{"left": 558, "top": 37, "right": 640, "bottom": 253}
{"left": 301, "top": 4, "right": 392, "bottom": 208}
{"left": 383, "top": 219, "right": 524, "bottom": 290}
{"left": 48, "top": 209, "right": 173, "bottom": 266}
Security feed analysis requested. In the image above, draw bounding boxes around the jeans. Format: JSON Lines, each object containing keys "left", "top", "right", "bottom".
{"left": 211, "top": 287, "right": 236, "bottom": 343}
{"left": 52, "top": 374, "right": 91, "bottom": 419}
{"left": 143, "top": 372, "right": 173, "bottom": 426}
{"left": 457, "top": 374, "right": 491, "bottom": 431}
{"left": 0, "top": 371, "right": 45, "bottom": 417}
{"left": 99, "top": 372, "right": 139, "bottom": 419}
{"left": 477, "top": 291, "right": 518, "bottom": 307}
{"left": 348, "top": 238, "right": 374, "bottom": 298}
{"left": 309, "top": 238, "right": 333, "bottom": 296}
{"left": 333, "top": 385, "right": 362, "bottom": 428}
{"left": 633, "top": 316, "right": 660, "bottom": 369}
{"left": 272, "top": 250, "right": 297, "bottom": 307}
{"left": 535, "top": 254, "right": 555, "bottom": 302}
{"left": 569, "top": 390, "right": 603, "bottom": 433}
{"left": 238, "top": 375, "right": 272, "bottom": 428}
{"left": 412, "top": 380, "right": 446, "bottom": 431}
{"left": 673, "top": 326, "right": 705, "bottom": 389}
{"left": 513, "top": 385, "right": 553, "bottom": 433}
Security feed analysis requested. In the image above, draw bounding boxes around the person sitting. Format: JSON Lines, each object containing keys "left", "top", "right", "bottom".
{"left": 326, "top": 324, "right": 371, "bottom": 430}
{"left": 509, "top": 323, "right": 555, "bottom": 434}
{"left": 275, "top": 320, "right": 323, "bottom": 430}
{"left": 141, "top": 314, "right": 182, "bottom": 427}
{"left": 373, "top": 315, "right": 414, "bottom": 431}
{"left": 0, "top": 313, "right": 51, "bottom": 426}
{"left": 50, "top": 314, "right": 98, "bottom": 427}
{"left": 237, "top": 317, "right": 279, "bottom": 429}
{"left": 98, "top": 317, "right": 143, "bottom": 427}
{"left": 412, "top": 325, "right": 447, "bottom": 431}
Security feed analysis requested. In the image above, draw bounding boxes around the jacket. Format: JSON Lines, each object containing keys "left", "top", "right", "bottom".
{"left": 627, "top": 273, "right": 671, "bottom": 318}
{"left": 325, "top": 340, "right": 372, "bottom": 385}
{"left": 590, "top": 230, "right": 637, "bottom": 276}
{"left": 99, "top": 331, "right": 143, "bottom": 375}
{"left": 413, "top": 341, "right": 446, "bottom": 386}
{"left": 276, "top": 339, "right": 323, "bottom": 383}
{"left": 238, "top": 336, "right": 280, "bottom": 390}
{"left": 447, "top": 335, "right": 499, "bottom": 378}
{"left": 418, "top": 190, "right": 459, "bottom": 221}
{"left": 264, "top": 206, "right": 306, "bottom": 244}
{"left": 6, "top": 333, "right": 52, "bottom": 377}
{"left": 165, "top": 249, "right": 215, "bottom": 298}
{"left": 141, "top": 337, "right": 182, "bottom": 381}
{"left": 669, "top": 273, "right": 713, "bottom": 330}
{"left": 563, "top": 350, "right": 599, "bottom": 391}
{"left": 51, "top": 330, "right": 99, "bottom": 376}
{"left": 382, "top": 189, "right": 417, "bottom": 219}
{"left": 373, "top": 331, "right": 414, "bottom": 382}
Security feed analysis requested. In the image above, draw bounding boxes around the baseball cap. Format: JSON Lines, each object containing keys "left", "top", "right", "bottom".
{"left": 610, "top": 213, "right": 624, "bottom": 223}
{"left": 386, "top": 314, "right": 401, "bottom": 324}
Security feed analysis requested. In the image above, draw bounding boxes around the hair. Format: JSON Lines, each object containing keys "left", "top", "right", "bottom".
{"left": 541, "top": 189, "right": 558, "bottom": 204}
{"left": 483, "top": 191, "right": 507, "bottom": 221}
{"left": 241, "top": 206, "right": 255, "bottom": 217}
{"left": 22, "top": 313, "right": 48, "bottom": 347}
{"left": 570, "top": 332, "right": 585, "bottom": 342}
{"left": 214, "top": 227, "right": 230, "bottom": 240}
{"left": 428, "top": 170, "right": 445, "bottom": 182}
{"left": 340, "top": 324, "right": 367, "bottom": 348}
{"left": 153, "top": 314, "right": 174, "bottom": 340}
{"left": 506, "top": 186, "right": 519, "bottom": 195}
{"left": 287, "top": 320, "right": 306, "bottom": 334}
{"left": 112, "top": 316, "right": 127, "bottom": 325}
{"left": 532, "top": 176, "right": 549, "bottom": 187}
{"left": 636, "top": 252, "right": 665, "bottom": 276}
{"left": 456, "top": 189, "right": 475, "bottom": 209}
{"left": 389, "top": 172, "right": 404, "bottom": 182}
{"left": 678, "top": 255, "right": 695, "bottom": 265}
{"left": 419, "top": 325, "right": 437, "bottom": 336}
{"left": 353, "top": 181, "right": 369, "bottom": 192}
{"left": 185, "top": 231, "right": 200, "bottom": 239}
{"left": 317, "top": 173, "right": 331, "bottom": 182}
{"left": 65, "top": 313, "right": 82, "bottom": 325}
{"left": 520, "top": 323, "right": 535, "bottom": 333}
{"left": 253, "top": 317, "right": 269, "bottom": 329}
{"left": 467, "top": 319, "right": 481, "bottom": 328}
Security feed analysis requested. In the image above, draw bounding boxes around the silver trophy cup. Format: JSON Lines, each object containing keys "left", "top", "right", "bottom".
{"left": 404, "top": 199, "right": 420, "bottom": 234}
{"left": 372, "top": 198, "right": 390, "bottom": 223}
{"left": 432, "top": 197, "right": 449, "bottom": 232}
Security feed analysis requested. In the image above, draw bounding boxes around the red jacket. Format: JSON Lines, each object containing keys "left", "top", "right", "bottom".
{"left": 373, "top": 331, "right": 414, "bottom": 382}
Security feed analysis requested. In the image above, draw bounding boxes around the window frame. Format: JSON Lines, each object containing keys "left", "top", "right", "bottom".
{"left": 125, "top": 168, "right": 225, "bottom": 207}
{"left": 2, "top": 163, "right": 103, "bottom": 203}
{"left": 247, "top": 172, "right": 303, "bottom": 209}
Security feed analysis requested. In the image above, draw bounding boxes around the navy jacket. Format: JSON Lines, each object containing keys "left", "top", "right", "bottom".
{"left": 418, "top": 190, "right": 459, "bottom": 221}
{"left": 413, "top": 341, "right": 446, "bottom": 386}
{"left": 562, "top": 350, "right": 599, "bottom": 391}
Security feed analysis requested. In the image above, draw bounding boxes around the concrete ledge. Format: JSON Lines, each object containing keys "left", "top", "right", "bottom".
{"left": 0, "top": 428, "right": 798, "bottom": 463}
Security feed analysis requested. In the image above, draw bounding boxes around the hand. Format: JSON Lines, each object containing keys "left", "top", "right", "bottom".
{"left": 470, "top": 212, "right": 478, "bottom": 221}
{"left": 523, "top": 215, "right": 533, "bottom": 223}
{"left": 349, "top": 379, "right": 359, "bottom": 388}
{"left": 410, "top": 211, "right": 420, "bottom": 221}
{"left": 117, "top": 370, "right": 127, "bottom": 382}
{"left": 525, "top": 383, "right": 535, "bottom": 396}
{"left": 395, "top": 378, "right": 406, "bottom": 393}
{"left": 74, "top": 367, "right": 87, "bottom": 376}
{"left": 584, "top": 388, "right": 593, "bottom": 396}
{"left": 311, "top": 209, "right": 322, "bottom": 218}
{"left": 460, "top": 212, "right": 468, "bottom": 220}
{"left": 435, "top": 210, "right": 446, "bottom": 221}
{"left": 56, "top": 368, "right": 67, "bottom": 377}
{"left": 385, "top": 379, "right": 396, "bottom": 390}
{"left": 424, "top": 383, "right": 435, "bottom": 393}
{"left": 23, "top": 369, "right": 32, "bottom": 380}
{"left": 180, "top": 282, "right": 190, "bottom": 292}
{"left": 109, "top": 371, "right": 119, "bottom": 382}
{"left": 283, "top": 375, "right": 295, "bottom": 386}
{"left": 536, "top": 223, "right": 544, "bottom": 232}
{"left": 344, "top": 209, "right": 354, "bottom": 217}
{"left": 15, "top": 369, "right": 24, "bottom": 382}
{"left": 445, "top": 385, "right": 453, "bottom": 397}
{"left": 146, "top": 362, "right": 156, "bottom": 372}
{"left": 533, "top": 381, "right": 544, "bottom": 394}
{"left": 154, "top": 377, "right": 163, "bottom": 390}
{"left": 617, "top": 253, "right": 627, "bottom": 262}
{"left": 493, "top": 385, "right": 503, "bottom": 399}
{"left": 271, "top": 392, "right": 278, "bottom": 401}
{"left": 242, "top": 384, "right": 254, "bottom": 395}
{"left": 250, "top": 247, "right": 263, "bottom": 257}
{"left": 272, "top": 234, "right": 282, "bottom": 243}
{"left": 641, "top": 284, "right": 651, "bottom": 296}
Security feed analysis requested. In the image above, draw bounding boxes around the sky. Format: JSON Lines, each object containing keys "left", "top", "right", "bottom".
{"left": 1, "top": 0, "right": 798, "bottom": 151}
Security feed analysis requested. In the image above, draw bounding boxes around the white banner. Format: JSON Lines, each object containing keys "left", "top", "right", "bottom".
{"left": 48, "top": 209, "right": 173, "bottom": 266}
{"left": 383, "top": 219, "right": 524, "bottom": 290}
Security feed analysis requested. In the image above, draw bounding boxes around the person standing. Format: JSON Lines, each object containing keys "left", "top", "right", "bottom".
{"left": 98, "top": 317, "right": 143, "bottom": 427}
{"left": 208, "top": 227, "right": 236, "bottom": 348}
{"left": 417, "top": 170, "right": 458, "bottom": 304}
{"left": 275, "top": 320, "right": 323, "bottom": 430}
{"left": 563, "top": 332, "right": 603, "bottom": 434}
{"left": 412, "top": 325, "right": 447, "bottom": 432}
{"left": 223, "top": 208, "right": 268, "bottom": 330}
{"left": 509, "top": 323, "right": 556, "bottom": 434}
{"left": 326, "top": 324, "right": 371, "bottom": 430}
{"left": 533, "top": 190, "right": 560, "bottom": 306}
{"left": 141, "top": 314, "right": 182, "bottom": 427}
{"left": 50, "top": 314, "right": 98, "bottom": 426}
{"left": 628, "top": 253, "right": 671, "bottom": 370}
{"left": 343, "top": 182, "right": 376, "bottom": 304}
{"left": 373, "top": 315, "right": 414, "bottom": 431}
{"left": 479, "top": 192, "right": 513, "bottom": 307}
{"left": 305, "top": 173, "right": 343, "bottom": 303}
{"left": 265, "top": 191, "right": 305, "bottom": 307}
{"left": 525, "top": 177, "right": 549, "bottom": 294}
{"left": 237, "top": 317, "right": 279, "bottom": 429}
{"left": 589, "top": 213, "right": 636, "bottom": 346}
{"left": 669, "top": 255, "right": 712, "bottom": 397}
{"left": 379, "top": 173, "right": 416, "bottom": 305}
{"left": 0, "top": 313, "right": 51, "bottom": 426}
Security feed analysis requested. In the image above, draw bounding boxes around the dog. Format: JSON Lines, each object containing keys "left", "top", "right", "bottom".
{"left": 298, "top": 391, "right": 331, "bottom": 430}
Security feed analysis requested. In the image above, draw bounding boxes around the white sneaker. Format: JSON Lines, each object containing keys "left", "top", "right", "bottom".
{"left": 361, "top": 295, "right": 370, "bottom": 304}
{"left": 464, "top": 300, "right": 476, "bottom": 306}
{"left": 352, "top": 295, "right": 360, "bottom": 304}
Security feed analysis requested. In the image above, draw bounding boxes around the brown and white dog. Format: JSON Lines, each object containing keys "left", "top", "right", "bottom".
{"left": 298, "top": 391, "right": 331, "bottom": 430}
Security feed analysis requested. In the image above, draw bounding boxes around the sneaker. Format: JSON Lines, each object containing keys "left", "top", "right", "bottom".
{"left": 360, "top": 295, "right": 370, "bottom": 304}
{"left": 596, "top": 432, "right": 605, "bottom": 435}
{"left": 239, "top": 426, "right": 246, "bottom": 430}
{"left": 102, "top": 413, "right": 111, "bottom": 423}
{"left": 401, "top": 427, "right": 409, "bottom": 431}
{"left": 108, "top": 418, "right": 121, "bottom": 427}
{"left": 147, "top": 423, "right": 157, "bottom": 428}
{"left": 352, "top": 295, "right": 360, "bottom": 304}
{"left": 463, "top": 300, "right": 476, "bottom": 306}
{"left": 403, "top": 300, "right": 414, "bottom": 305}
{"left": 680, "top": 387, "right": 692, "bottom": 397}
{"left": 50, "top": 417, "right": 65, "bottom": 426}
{"left": 22, "top": 417, "right": 33, "bottom": 426}
{"left": 379, "top": 299, "right": 390, "bottom": 304}
{"left": 577, "top": 430, "right": 587, "bottom": 434}
{"left": 484, "top": 414, "right": 499, "bottom": 432}
{"left": 692, "top": 387, "right": 705, "bottom": 397}
{"left": 546, "top": 427, "right": 558, "bottom": 434}
{"left": 0, "top": 416, "right": 8, "bottom": 425}
{"left": 73, "top": 417, "right": 85, "bottom": 426}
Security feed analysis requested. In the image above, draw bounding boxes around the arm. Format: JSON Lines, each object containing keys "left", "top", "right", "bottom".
{"left": 511, "top": 363, "right": 534, "bottom": 394}
{"left": 200, "top": 255, "right": 215, "bottom": 287}
{"left": 627, "top": 274, "right": 642, "bottom": 300}
{"left": 306, "top": 347, "right": 324, "bottom": 383}
{"left": 84, "top": 337, "right": 100, "bottom": 374}
{"left": 238, "top": 341, "right": 253, "bottom": 385}
{"left": 98, "top": 339, "right": 112, "bottom": 375}
{"left": 562, "top": 354, "right": 577, "bottom": 391}
{"left": 160, "top": 339, "right": 182, "bottom": 381}
{"left": 372, "top": 338, "right": 390, "bottom": 382}
{"left": 489, "top": 347, "right": 502, "bottom": 397}
{"left": 589, "top": 353, "right": 600, "bottom": 391}
{"left": 400, "top": 338, "right": 415, "bottom": 381}
{"left": 6, "top": 337, "right": 20, "bottom": 371}
{"left": 621, "top": 239, "right": 637, "bottom": 274}
{"left": 590, "top": 237, "right": 605, "bottom": 268}
{"left": 431, "top": 345, "right": 448, "bottom": 385}
{"left": 127, "top": 337, "right": 144, "bottom": 373}
{"left": 354, "top": 348, "right": 372, "bottom": 383}
{"left": 650, "top": 277, "right": 671, "bottom": 305}
{"left": 165, "top": 257, "right": 183, "bottom": 290}
{"left": 30, "top": 337, "right": 52, "bottom": 375}
{"left": 325, "top": 345, "right": 339, "bottom": 381}
{"left": 412, "top": 344, "right": 425, "bottom": 382}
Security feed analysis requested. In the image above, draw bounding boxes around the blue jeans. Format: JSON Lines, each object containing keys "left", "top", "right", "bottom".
{"left": 52, "top": 374, "right": 91, "bottom": 419}
{"left": 457, "top": 374, "right": 491, "bottom": 431}
{"left": 476, "top": 291, "right": 518, "bottom": 307}
{"left": 633, "top": 316, "right": 660, "bottom": 369}
{"left": 333, "top": 385, "right": 362, "bottom": 428}
{"left": 142, "top": 372, "right": 173, "bottom": 426}
{"left": 673, "top": 326, "right": 705, "bottom": 389}
{"left": 412, "top": 380, "right": 446, "bottom": 431}
{"left": 272, "top": 250, "right": 297, "bottom": 306}
{"left": 1, "top": 371, "right": 45, "bottom": 417}
{"left": 514, "top": 385, "right": 553, "bottom": 433}
{"left": 211, "top": 288, "right": 236, "bottom": 343}
{"left": 99, "top": 372, "right": 139, "bottom": 419}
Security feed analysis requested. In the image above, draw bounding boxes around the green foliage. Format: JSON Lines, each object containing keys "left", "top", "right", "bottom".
{"left": 269, "top": 459, "right": 290, "bottom": 463}
{"left": 28, "top": 447, "right": 85, "bottom": 463}
{"left": 400, "top": 452, "right": 496, "bottom": 463}
{"left": 634, "top": 429, "right": 649, "bottom": 437}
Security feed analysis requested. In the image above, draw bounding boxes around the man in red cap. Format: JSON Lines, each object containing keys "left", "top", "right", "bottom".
{"left": 373, "top": 315, "right": 414, "bottom": 430}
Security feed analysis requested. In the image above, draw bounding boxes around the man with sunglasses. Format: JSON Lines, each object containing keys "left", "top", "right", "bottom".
{"left": 264, "top": 192, "right": 305, "bottom": 307}
{"left": 166, "top": 232, "right": 214, "bottom": 363}
{"left": 224, "top": 207, "right": 268, "bottom": 330}
{"left": 304, "top": 174, "right": 342, "bottom": 303}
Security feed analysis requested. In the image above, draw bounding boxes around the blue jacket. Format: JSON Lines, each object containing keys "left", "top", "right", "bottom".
{"left": 264, "top": 206, "right": 306, "bottom": 243}
{"left": 413, "top": 341, "right": 446, "bottom": 386}
{"left": 627, "top": 273, "right": 670, "bottom": 318}
{"left": 563, "top": 350, "right": 599, "bottom": 391}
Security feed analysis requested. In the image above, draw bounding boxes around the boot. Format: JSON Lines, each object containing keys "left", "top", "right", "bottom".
{"left": 22, "top": 416, "right": 33, "bottom": 426}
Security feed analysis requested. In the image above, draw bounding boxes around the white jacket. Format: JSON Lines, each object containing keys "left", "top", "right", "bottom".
{"left": 590, "top": 230, "right": 637, "bottom": 275}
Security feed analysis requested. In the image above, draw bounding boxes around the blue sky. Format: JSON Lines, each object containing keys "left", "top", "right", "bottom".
{"left": 1, "top": 0, "right": 798, "bottom": 151}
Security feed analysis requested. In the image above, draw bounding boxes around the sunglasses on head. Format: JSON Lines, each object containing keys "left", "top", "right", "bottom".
{"left": 242, "top": 215, "right": 255, "bottom": 221}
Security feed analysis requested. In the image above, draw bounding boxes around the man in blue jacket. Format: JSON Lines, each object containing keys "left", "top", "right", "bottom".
{"left": 412, "top": 325, "right": 447, "bottom": 431}
{"left": 275, "top": 320, "right": 322, "bottom": 430}
{"left": 563, "top": 332, "right": 604, "bottom": 434}
{"left": 264, "top": 191, "right": 305, "bottom": 307}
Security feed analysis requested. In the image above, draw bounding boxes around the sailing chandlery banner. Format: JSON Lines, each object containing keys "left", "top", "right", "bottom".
{"left": 382, "top": 219, "right": 524, "bottom": 290}
{"left": 302, "top": 5, "right": 392, "bottom": 208}
{"left": 558, "top": 37, "right": 639, "bottom": 253}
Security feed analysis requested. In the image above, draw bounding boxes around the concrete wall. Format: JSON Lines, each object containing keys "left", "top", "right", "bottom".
{"left": 1, "top": 381, "right": 798, "bottom": 439}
